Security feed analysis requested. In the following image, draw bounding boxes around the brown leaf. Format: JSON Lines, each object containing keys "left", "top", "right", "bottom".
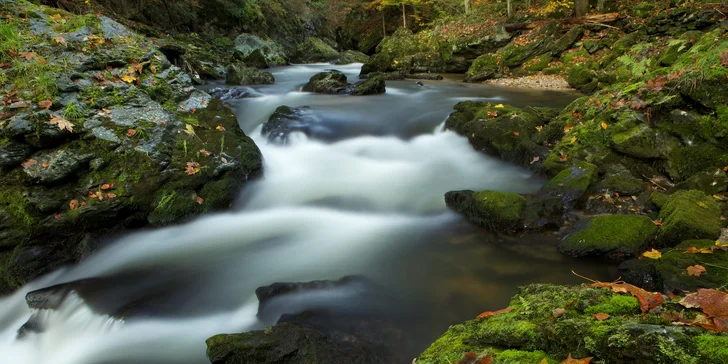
{"left": 591, "top": 282, "right": 660, "bottom": 313}
{"left": 106, "top": 193, "right": 117, "bottom": 199}
{"left": 20, "top": 51, "right": 37, "bottom": 60}
{"left": 512, "top": 131, "right": 519, "bottom": 136}
{"left": 21, "top": 159, "right": 38, "bottom": 169}
{"left": 195, "top": 195, "right": 204, "bottom": 205}
{"left": 560, "top": 353, "right": 592, "bottom": 364}
{"left": 127, "top": 128, "right": 137, "bottom": 137}
{"left": 185, "top": 161, "right": 200, "bottom": 176}
{"left": 38, "top": 99, "right": 52, "bottom": 110}
{"left": 41, "top": 162, "right": 49, "bottom": 168}
{"left": 476, "top": 307, "right": 514, "bottom": 319}
{"left": 646, "top": 293, "right": 665, "bottom": 311}
{"left": 653, "top": 220, "right": 663, "bottom": 227}
{"left": 686, "top": 246, "right": 713, "bottom": 254}
{"left": 101, "top": 183, "right": 114, "bottom": 190}
{"left": 50, "top": 114, "right": 73, "bottom": 132}
{"left": 199, "top": 149, "right": 211, "bottom": 157}
{"left": 53, "top": 36, "right": 68, "bottom": 46}
{"left": 69, "top": 200, "right": 79, "bottom": 210}
{"left": 593, "top": 313, "right": 610, "bottom": 321}
{"left": 530, "top": 156, "right": 540, "bottom": 165}
{"left": 679, "top": 289, "right": 728, "bottom": 333}
{"left": 686, "top": 265, "right": 707, "bottom": 277}
{"left": 642, "top": 248, "right": 661, "bottom": 259}
{"left": 457, "top": 352, "right": 493, "bottom": 364}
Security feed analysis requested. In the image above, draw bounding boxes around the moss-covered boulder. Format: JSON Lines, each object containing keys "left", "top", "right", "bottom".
{"left": 417, "top": 284, "right": 728, "bottom": 364}
{"left": 225, "top": 63, "right": 275, "bottom": 85}
{"left": 302, "top": 70, "right": 348, "bottom": 93}
{"left": 0, "top": 2, "right": 263, "bottom": 294}
{"left": 350, "top": 76, "right": 385, "bottom": 95}
{"left": 445, "top": 190, "right": 526, "bottom": 233}
{"left": 656, "top": 190, "right": 722, "bottom": 247}
{"left": 292, "top": 37, "right": 340, "bottom": 63}
{"left": 676, "top": 168, "right": 728, "bottom": 195}
{"left": 334, "top": 50, "right": 370, "bottom": 65}
{"left": 465, "top": 54, "right": 502, "bottom": 82}
{"left": 539, "top": 161, "right": 598, "bottom": 210}
{"left": 233, "top": 33, "right": 288, "bottom": 68}
{"left": 559, "top": 214, "right": 658, "bottom": 260}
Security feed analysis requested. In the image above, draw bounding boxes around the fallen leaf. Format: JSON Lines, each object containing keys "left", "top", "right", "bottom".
{"left": 49, "top": 114, "right": 73, "bottom": 132}
{"left": 53, "top": 36, "right": 67, "bottom": 46}
{"left": 101, "top": 183, "right": 115, "bottom": 190}
{"left": 642, "top": 248, "right": 662, "bottom": 259}
{"left": 185, "top": 161, "right": 200, "bottom": 176}
{"left": 38, "top": 99, "right": 52, "bottom": 110}
{"left": 553, "top": 308, "right": 566, "bottom": 318}
{"left": 150, "top": 65, "right": 157, "bottom": 74}
{"left": 512, "top": 131, "right": 519, "bottom": 136}
{"left": 687, "top": 265, "right": 707, "bottom": 277}
{"left": 560, "top": 353, "right": 592, "bottom": 364}
{"left": 220, "top": 157, "right": 228, "bottom": 163}
{"left": 591, "top": 282, "right": 662, "bottom": 313}
{"left": 106, "top": 193, "right": 117, "bottom": 199}
{"left": 476, "top": 307, "right": 515, "bottom": 319}
{"left": 41, "top": 162, "right": 49, "bottom": 168}
{"left": 21, "top": 159, "right": 37, "bottom": 169}
{"left": 69, "top": 200, "right": 79, "bottom": 210}
{"left": 199, "top": 149, "right": 211, "bottom": 157}
{"left": 216, "top": 125, "right": 226, "bottom": 132}
{"left": 54, "top": 214, "right": 62, "bottom": 220}
{"left": 457, "top": 352, "right": 493, "bottom": 364}
{"left": 653, "top": 220, "right": 663, "bottom": 227}
{"left": 20, "top": 51, "right": 36, "bottom": 60}
{"left": 127, "top": 128, "right": 136, "bottom": 137}
{"left": 494, "top": 104, "right": 504, "bottom": 108}
{"left": 601, "top": 122, "right": 608, "bottom": 130}
{"left": 184, "top": 124, "right": 196, "bottom": 136}
{"left": 195, "top": 195, "right": 204, "bottom": 205}
{"left": 540, "top": 360, "right": 549, "bottom": 364}
{"left": 530, "top": 156, "right": 540, "bottom": 165}
{"left": 121, "top": 72, "right": 137, "bottom": 84}
{"left": 535, "top": 125, "right": 543, "bottom": 133}
{"left": 679, "top": 289, "right": 728, "bottom": 332}
{"left": 593, "top": 313, "right": 610, "bottom": 321}
{"left": 686, "top": 246, "right": 713, "bottom": 254}
{"left": 570, "top": 136, "right": 577, "bottom": 143}
{"left": 697, "top": 201, "right": 709, "bottom": 208}
{"left": 564, "top": 123, "right": 574, "bottom": 133}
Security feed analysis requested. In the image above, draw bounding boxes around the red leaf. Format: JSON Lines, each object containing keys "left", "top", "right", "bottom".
{"left": 476, "top": 307, "right": 515, "bottom": 319}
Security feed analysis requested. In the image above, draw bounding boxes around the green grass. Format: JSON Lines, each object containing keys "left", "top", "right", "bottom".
{"left": 0, "top": 23, "right": 22, "bottom": 61}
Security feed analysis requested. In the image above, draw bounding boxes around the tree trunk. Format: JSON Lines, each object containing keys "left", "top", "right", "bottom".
{"left": 506, "top": 0, "right": 513, "bottom": 17}
{"left": 464, "top": 0, "right": 471, "bottom": 14}
{"left": 382, "top": 11, "right": 386, "bottom": 37}
{"left": 401, "top": 3, "right": 407, "bottom": 28}
{"left": 574, "top": 0, "right": 589, "bottom": 17}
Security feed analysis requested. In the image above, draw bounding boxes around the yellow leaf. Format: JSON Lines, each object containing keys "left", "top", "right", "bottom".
{"left": 696, "top": 201, "right": 709, "bottom": 208}
{"left": 494, "top": 104, "right": 505, "bottom": 108}
{"left": 184, "top": 124, "right": 196, "bottom": 136}
{"left": 642, "top": 248, "right": 662, "bottom": 259}
{"left": 564, "top": 123, "right": 574, "bottom": 133}
{"left": 570, "top": 136, "right": 577, "bottom": 143}
{"left": 121, "top": 72, "right": 137, "bottom": 84}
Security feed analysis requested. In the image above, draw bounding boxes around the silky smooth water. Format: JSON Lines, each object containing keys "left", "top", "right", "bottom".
{"left": 0, "top": 64, "right": 612, "bottom": 364}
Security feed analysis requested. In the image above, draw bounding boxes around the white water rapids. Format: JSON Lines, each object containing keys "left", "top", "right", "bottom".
{"left": 0, "top": 64, "right": 606, "bottom": 363}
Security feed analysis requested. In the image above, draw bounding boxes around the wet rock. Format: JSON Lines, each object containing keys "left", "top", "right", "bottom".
{"left": 445, "top": 190, "right": 526, "bottom": 233}
{"left": 233, "top": 34, "right": 287, "bottom": 68}
{"left": 407, "top": 73, "right": 443, "bottom": 80}
{"left": 618, "top": 258, "right": 662, "bottom": 293}
{"left": 177, "top": 90, "right": 212, "bottom": 112}
{"left": 0, "top": 140, "right": 32, "bottom": 168}
{"left": 208, "top": 87, "right": 261, "bottom": 101}
{"left": 611, "top": 124, "right": 680, "bottom": 159}
{"left": 225, "top": 63, "right": 275, "bottom": 85}
{"left": 350, "top": 76, "right": 385, "bottom": 95}
{"left": 302, "top": 70, "right": 348, "bottom": 93}
{"left": 99, "top": 16, "right": 133, "bottom": 39}
{"left": 539, "top": 162, "right": 598, "bottom": 211}
{"left": 261, "top": 105, "right": 316, "bottom": 143}
{"left": 559, "top": 214, "right": 658, "bottom": 260}
{"left": 22, "top": 148, "right": 94, "bottom": 184}
{"left": 466, "top": 54, "right": 501, "bottom": 82}
{"left": 334, "top": 50, "right": 369, "bottom": 64}
{"left": 596, "top": 174, "right": 645, "bottom": 196}
{"left": 675, "top": 168, "right": 728, "bottom": 195}
{"left": 292, "top": 37, "right": 340, "bottom": 63}
{"left": 655, "top": 190, "right": 722, "bottom": 247}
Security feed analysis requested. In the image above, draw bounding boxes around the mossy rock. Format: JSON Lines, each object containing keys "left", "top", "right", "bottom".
{"left": 466, "top": 54, "right": 501, "bottom": 82}
{"left": 334, "top": 50, "right": 369, "bottom": 65}
{"left": 656, "top": 190, "right": 722, "bottom": 247}
{"left": 559, "top": 214, "right": 658, "bottom": 260}
{"left": 417, "top": 283, "right": 726, "bottom": 364}
{"left": 539, "top": 162, "right": 598, "bottom": 210}
{"left": 567, "top": 66, "right": 595, "bottom": 91}
{"left": 350, "top": 76, "right": 385, "bottom": 95}
{"left": 596, "top": 174, "right": 645, "bottom": 196}
{"left": 610, "top": 124, "right": 679, "bottom": 159}
{"left": 675, "top": 168, "right": 728, "bottom": 195}
{"left": 292, "top": 37, "right": 340, "bottom": 63}
{"left": 225, "top": 63, "right": 275, "bottom": 85}
{"left": 655, "top": 240, "right": 728, "bottom": 291}
{"left": 302, "top": 70, "right": 348, "bottom": 94}
{"left": 444, "top": 190, "right": 526, "bottom": 233}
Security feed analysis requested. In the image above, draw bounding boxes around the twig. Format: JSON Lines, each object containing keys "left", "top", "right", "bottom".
{"left": 640, "top": 174, "right": 668, "bottom": 191}
{"left": 571, "top": 270, "right": 601, "bottom": 283}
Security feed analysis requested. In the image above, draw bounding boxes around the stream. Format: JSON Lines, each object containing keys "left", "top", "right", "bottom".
{"left": 0, "top": 64, "right": 613, "bottom": 363}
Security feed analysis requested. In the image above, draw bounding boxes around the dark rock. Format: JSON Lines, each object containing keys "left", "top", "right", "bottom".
{"left": 407, "top": 73, "right": 443, "bottom": 80}
{"left": 655, "top": 190, "right": 722, "bottom": 247}
{"left": 159, "top": 44, "right": 186, "bottom": 65}
{"left": 675, "top": 168, "right": 728, "bottom": 195}
{"left": 22, "top": 148, "right": 93, "bottom": 184}
{"left": 261, "top": 105, "right": 316, "bottom": 143}
{"left": 225, "top": 63, "right": 275, "bottom": 85}
{"left": 99, "top": 16, "right": 134, "bottom": 39}
{"left": 618, "top": 258, "right": 662, "bottom": 293}
{"left": 0, "top": 140, "right": 32, "bottom": 168}
{"left": 350, "top": 76, "right": 385, "bottom": 95}
{"left": 233, "top": 34, "right": 287, "bottom": 68}
{"left": 177, "top": 90, "right": 212, "bottom": 113}
{"left": 302, "top": 70, "right": 348, "bottom": 93}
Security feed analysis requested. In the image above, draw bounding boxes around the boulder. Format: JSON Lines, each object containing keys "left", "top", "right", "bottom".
{"left": 465, "top": 54, "right": 501, "bottom": 82}
{"left": 350, "top": 76, "right": 385, "bottom": 95}
{"left": 539, "top": 162, "right": 599, "bottom": 210}
{"left": 675, "top": 168, "right": 728, "bottom": 195}
{"left": 559, "top": 214, "right": 658, "bottom": 260}
{"left": 655, "top": 190, "right": 722, "bottom": 247}
{"left": 292, "top": 37, "right": 340, "bottom": 63}
{"left": 225, "top": 63, "right": 275, "bottom": 85}
{"left": 302, "top": 70, "right": 348, "bottom": 93}
{"left": 233, "top": 33, "right": 287, "bottom": 68}
{"left": 261, "top": 106, "right": 316, "bottom": 143}
{"left": 334, "top": 50, "right": 369, "bottom": 64}
{"left": 445, "top": 190, "right": 526, "bottom": 233}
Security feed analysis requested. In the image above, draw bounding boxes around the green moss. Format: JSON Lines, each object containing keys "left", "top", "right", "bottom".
{"left": 657, "top": 190, "right": 722, "bottom": 247}
{"left": 545, "top": 161, "right": 597, "bottom": 191}
{"left": 694, "top": 335, "right": 728, "bottom": 364}
{"left": 417, "top": 320, "right": 484, "bottom": 364}
{"left": 585, "top": 295, "right": 640, "bottom": 316}
{"left": 467, "top": 54, "right": 501, "bottom": 81}
{"left": 560, "top": 214, "right": 658, "bottom": 258}
{"left": 469, "top": 190, "right": 526, "bottom": 232}
{"left": 494, "top": 350, "right": 555, "bottom": 364}
{"left": 655, "top": 240, "right": 728, "bottom": 291}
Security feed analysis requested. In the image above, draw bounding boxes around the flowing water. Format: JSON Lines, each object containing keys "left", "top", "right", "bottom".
{"left": 0, "top": 64, "right": 614, "bottom": 363}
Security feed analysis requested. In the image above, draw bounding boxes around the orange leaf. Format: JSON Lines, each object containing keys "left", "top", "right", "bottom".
{"left": 686, "top": 265, "right": 707, "bottom": 277}
{"left": 199, "top": 149, "right": 211, "bottom": 157}
{"left": 561, "top": 353, "right": 592, "bottom": 363}
{"left": 642, "top": 248, "right": 661, "bottom": 259}
{"left": 106, "top": 193, "right": 117, "bottom": 199}
{"left": 591, "top": 282, "right": 662, "bottom": 313}
{"left": 512, "top": 131, "right": 519, "bottom": 136}
{"left": 20, "top": 51, "right": 37, "bottom": 60}
{"left": 653, "top": 220, "right": 663, "bottom": 227}
{"left": 69, "top": 200, "right": 79, "bottom": 210}
{"left": 185, "top": 161, "right": 200, "bottom": 176}
{"left": 195, "top": 195, "right": 204, "bottom": 205}
{"left": 563, "top": 123, "right": 574, "bottom": 133}
{"left": 601, "top": 122, "right": 608, "bottom": 130}
{"left": 127, "top": 129, "right": 137, "bottom": 137}
{"left": 476, "top": 307, "right": 515, "bottom": 319}
{"left": 101, "top": 183, "right": 115, "bottom": 190}
{"left": 38, "top": 99, "right": 52, "bottom": 110}
{"left": 593, "top": 312, "right": 610, "bottom": 321}
{"left": 21, "top": 159, "right": 38, "bottom": 169}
